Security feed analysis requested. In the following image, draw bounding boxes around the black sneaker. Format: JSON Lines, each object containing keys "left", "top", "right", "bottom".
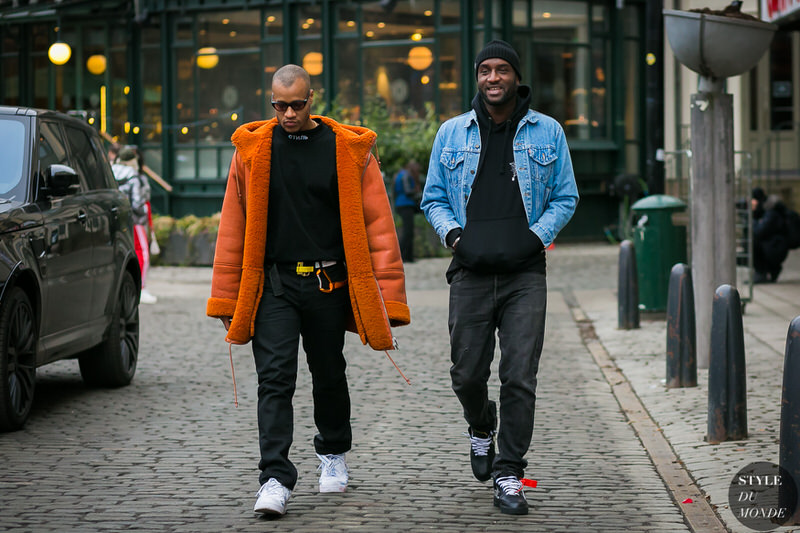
{"left": 493, "top": 475, "right": 528, "bottom": 515}
{"left": 468, "top": 428, "right": 495, "bottom": 482}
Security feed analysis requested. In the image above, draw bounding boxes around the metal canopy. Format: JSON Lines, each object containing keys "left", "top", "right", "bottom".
{"left": 0, "top": 0, "right": 130, "bottom": 23}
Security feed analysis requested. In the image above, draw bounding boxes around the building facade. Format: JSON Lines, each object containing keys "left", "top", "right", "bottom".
{"left": 663, "top": 0, "right": 800, "bottom": 210}
{"left": 1, "top": 0, "right": 655, "bottom": 241}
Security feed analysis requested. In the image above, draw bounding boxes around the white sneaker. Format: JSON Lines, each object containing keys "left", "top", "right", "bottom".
{"left": 139, "top": 289, "right": 157, "bottom": 304}
{"left": 254, "top": 478, "right": 291, "bottom": 515}
{"left": 317, "top": 453, "right": 348, "bottom": 493}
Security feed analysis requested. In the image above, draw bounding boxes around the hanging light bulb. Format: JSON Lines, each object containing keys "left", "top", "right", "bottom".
{"left": 48, "top": 22, "right": 71, "bottom": 65}
{"left": 86, "top": 54, "right": 107, "bottom": 75}
{"left": 49, "top": 41, "right": 71, "bottom": 65}
{"left": 196, "top": 47, "right": 219, "bottom": 69}
{"left": 302, "top": 52, "right": 323, "bottom": 76}
{"left": 408, "top": 46, "right": 433, "bottom": 71}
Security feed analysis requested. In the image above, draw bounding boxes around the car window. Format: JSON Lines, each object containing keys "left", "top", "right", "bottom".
{"left": 37, "top": 121, "right": 82, "bottom": 194}
{"left": 91, "top": 135, "right": 118, "bottom": 189}
{"left": 0, "top": 118, "right": 27, "bottom": 201}
{"left": 65, "top": 125, "right": 105, "bottom": 191}
{"left": 38, "top": 121, "right": 70, "bottom": 169}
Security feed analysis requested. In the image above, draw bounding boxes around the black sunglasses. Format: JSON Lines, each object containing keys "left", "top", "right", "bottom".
{"left": 271, "top": 98, "right": 309, "bottom": 113}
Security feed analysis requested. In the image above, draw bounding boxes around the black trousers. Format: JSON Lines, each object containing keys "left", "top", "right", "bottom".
{"left": 448, "top": 268, "right": 547, "bottom": 479}
{"left": 396, "top": 205, "right": 416, "bottom": 262}
{"left": 251, "top": 264, "right": 352, "bottom": 490}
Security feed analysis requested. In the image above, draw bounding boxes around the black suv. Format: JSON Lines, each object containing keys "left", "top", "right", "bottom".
{"left": 0, "top": 106, "right": 141, "bottom": 431}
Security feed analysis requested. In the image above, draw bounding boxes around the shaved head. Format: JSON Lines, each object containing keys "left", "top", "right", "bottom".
{"left": 271, "top": 64, "right": 316, "bottom": 132}
{"left": 273, "top": 64, "right": 311, "bottom": 93}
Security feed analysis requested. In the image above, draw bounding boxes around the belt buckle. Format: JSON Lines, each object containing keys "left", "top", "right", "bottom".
{"left": 296, "top": 262, "right": 313, "bottom": 277}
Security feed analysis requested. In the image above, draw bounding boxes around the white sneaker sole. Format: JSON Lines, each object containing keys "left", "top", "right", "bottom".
{"left": 254, "top": 505, "right": 286, "bottom": 515}
{"left": 319, "top": 482, "right": 347, "bottom": 493}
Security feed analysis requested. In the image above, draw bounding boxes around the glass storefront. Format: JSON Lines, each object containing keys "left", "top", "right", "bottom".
{"left": 1, "top": 25, "right": 19, "bottom": 105}
{"left": 0, "top": 0, "right": 647, "bottom": 239}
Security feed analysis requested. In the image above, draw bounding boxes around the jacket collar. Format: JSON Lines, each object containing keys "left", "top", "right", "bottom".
{"left": 465, "top": 108, "right": 540, "bottom": 129}
{"left": 231, "top": 115, "right": 376, "bottom": 165}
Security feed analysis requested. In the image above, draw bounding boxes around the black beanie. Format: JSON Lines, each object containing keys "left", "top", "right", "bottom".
{"left": 474, "top": 40, "right": 522, "bottom": 81}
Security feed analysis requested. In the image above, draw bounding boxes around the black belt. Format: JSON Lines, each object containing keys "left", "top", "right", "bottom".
{"left": 268, "top": 261, "right": 347, "bottom": 294}
{"left": 294, "top": 260, "right": 337, "bottom": 277}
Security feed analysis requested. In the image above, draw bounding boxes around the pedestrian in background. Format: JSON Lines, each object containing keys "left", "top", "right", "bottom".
{"left": 133, "top": 148, "right": 157, "bottom": 303}
{"left": 393, "top": 160, "right": 422, "bottom": 263}
{"left": 107, "top": 142, "right": 121, "bottom": 166}
{"left": 206, "top": 64, "right": 409, "bottom": 517}
{"left": 111, "top": 146, "right": 157, "bottom": 304}
{"left": 422, "top": 40, "right": 578, "bottom": 515}
{"left": 751, "top": 187, "right": 790, "bottom": 283}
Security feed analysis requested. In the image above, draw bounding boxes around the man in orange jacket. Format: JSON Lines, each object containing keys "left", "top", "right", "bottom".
{"left": 206, "top": 64, "right": 409, "bottom": 517}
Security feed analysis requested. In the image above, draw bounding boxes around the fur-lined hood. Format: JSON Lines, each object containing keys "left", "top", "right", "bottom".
{"left": 231, "top": 116, "right": 377, "bottom": 166}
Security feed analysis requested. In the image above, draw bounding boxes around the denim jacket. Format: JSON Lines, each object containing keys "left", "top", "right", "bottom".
{"left": 421, "top": 109, "right": 579, "bottom": 248}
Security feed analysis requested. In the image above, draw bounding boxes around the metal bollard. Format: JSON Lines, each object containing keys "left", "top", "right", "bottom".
{"left": 618, "top": 240, "right": 640, "bottom": 330}
{"left": 779, "top": 316, "right": 800, "bottom": 524}
{"left": 707, "top": 284, "right": 747, "bottom": 444}
{"left": 666, "top": 263, "right": 697, "bottom": 388}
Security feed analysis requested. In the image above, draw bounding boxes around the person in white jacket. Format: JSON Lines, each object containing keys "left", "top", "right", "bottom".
{"left": 111, "top": 146, "right": 157, "bottom": 304}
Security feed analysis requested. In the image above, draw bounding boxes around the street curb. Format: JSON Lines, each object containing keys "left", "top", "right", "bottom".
{"left": 564, "top": 289, "right": 728, "bottom": 533}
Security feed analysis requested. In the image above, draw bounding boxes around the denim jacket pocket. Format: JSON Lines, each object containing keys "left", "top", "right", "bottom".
{"left": 440, "top": 149, "right": 468, "bottom": 187}
{"left": 440, "top": 149, "right": 466, "bottom": 170}
{"left": 528, "top": 145, "right": 558, "bottom": 182}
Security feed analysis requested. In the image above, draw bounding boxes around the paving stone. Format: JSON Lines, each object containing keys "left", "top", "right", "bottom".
{"left": 3, "top": 244, "right": 765, "bottom": 531}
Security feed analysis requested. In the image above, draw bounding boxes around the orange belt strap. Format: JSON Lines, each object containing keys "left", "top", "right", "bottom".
{"left": 316, "top": 267, "right": 347, "bottom": 293}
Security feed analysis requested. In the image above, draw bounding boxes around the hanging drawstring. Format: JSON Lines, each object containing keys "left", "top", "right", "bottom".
{"left": 228, "top": 341, "right": 238, "bottom": 408}
{"left": 384, "top": 349, "right": 411, "bottom": 385}
{"left": 384, "top": 337, "right": 411, "bottom": 385}
{"left": 227, "top": 336, "right": 408, "bottom": 406}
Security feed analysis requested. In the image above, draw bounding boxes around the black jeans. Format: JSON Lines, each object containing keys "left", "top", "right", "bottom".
{"left": 396, "top": 205, "right": 416, "bottom": 262}
{"left": 252, "top": 264, "right": 352, "bottom": 490}
{"left": 448, "top": 268, "right": 547, "bottom": 479}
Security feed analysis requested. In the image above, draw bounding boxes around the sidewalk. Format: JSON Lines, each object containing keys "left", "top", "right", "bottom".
{"left": 565, "top": 244, "right": 800, "bottom": 533}
{"left": 143, "top": 243, "right": 800, "bottom": 531}
{"left": 3, "top": 243, "right": 799, "bottom": 532}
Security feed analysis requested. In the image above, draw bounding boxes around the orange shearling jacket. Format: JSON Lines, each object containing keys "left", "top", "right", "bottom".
{"left": 206, "top": 116, "right": 410, "bottom": 350}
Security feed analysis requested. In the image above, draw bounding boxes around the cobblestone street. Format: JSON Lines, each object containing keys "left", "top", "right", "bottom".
{"left": 0, "top": 244, "right": 719, "bottom": 532}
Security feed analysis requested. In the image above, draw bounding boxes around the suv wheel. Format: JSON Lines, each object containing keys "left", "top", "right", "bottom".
{"left": 79, "top": 270, "right": 139, "bottom": 387}
{"left": 0, "top": 287, "right": 37, "bottom": 432}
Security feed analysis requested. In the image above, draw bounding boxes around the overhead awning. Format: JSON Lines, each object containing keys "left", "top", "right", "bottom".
{"left": 0, "top": 0, "right": 130, "bottom": 23}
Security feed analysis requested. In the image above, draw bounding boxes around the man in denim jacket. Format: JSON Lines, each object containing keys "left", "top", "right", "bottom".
{"left": 421, "top": 40, "right": 578, "bottom": 515}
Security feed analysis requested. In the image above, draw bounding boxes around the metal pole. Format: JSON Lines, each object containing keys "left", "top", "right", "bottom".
{"left": 666, "top": 263, "right": 696, "bottom": 388}
{"left": 707, "top": 284, "right": 747, "bottom": 444}
{"left": 690, "top": 79, "right": 737, "bottom": 369}
{"left": 779, "top": 316, "right": 800, "bottom": 524}
{"left": 618, "top": 240, "right": 640, "bottom": 330}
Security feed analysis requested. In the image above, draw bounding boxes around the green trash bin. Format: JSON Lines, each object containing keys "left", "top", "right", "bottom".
{"left": 631, "top": 194, "right": 688, "bottom": 312}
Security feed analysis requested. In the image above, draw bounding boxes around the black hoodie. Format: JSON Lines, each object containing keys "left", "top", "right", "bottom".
{"left": 448, "top": 85, "right": 545, "bottom": 278}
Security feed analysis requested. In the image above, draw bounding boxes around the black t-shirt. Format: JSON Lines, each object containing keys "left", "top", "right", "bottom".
{"left": 265, "top": 121, "right": 344, "bottom": 264}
